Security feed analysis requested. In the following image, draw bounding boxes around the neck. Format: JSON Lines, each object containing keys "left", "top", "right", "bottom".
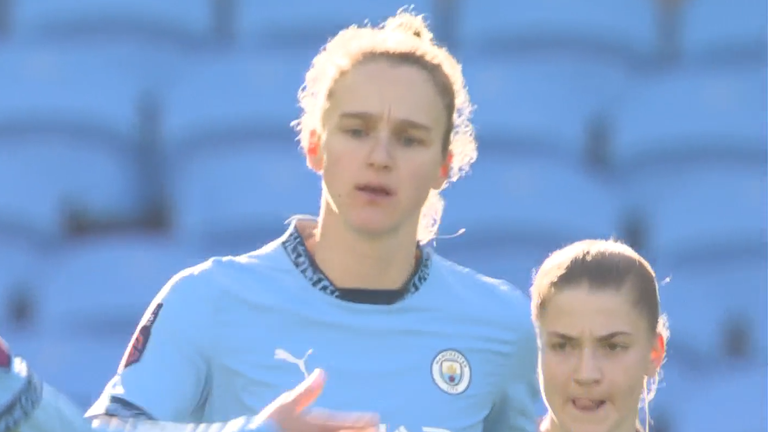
{"left": 305, "top": 201, "right": 420, "bottom": 290}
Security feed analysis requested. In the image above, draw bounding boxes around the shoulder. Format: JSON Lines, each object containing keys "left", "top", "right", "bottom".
{"left": 431, "top": 254, "right": 530, "bottom": 317}
{"left": 430, "top": 254, "right": 536, "bottom": 344}
{"left": 155, "top": 236, "right": 292, "bottom": 311}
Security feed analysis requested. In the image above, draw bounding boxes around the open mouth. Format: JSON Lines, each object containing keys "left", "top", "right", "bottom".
{"left": 356, "top": 184, "right": 394, "bottom": 198}
{"left": 571, "top": 398, "right": 606, "bottom": 412}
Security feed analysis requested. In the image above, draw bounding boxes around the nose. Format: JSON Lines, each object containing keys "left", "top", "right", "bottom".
{"left": 366, "top": 130, "right": 393, "bottom": 170}
{"left": 573, "top": 349, "right": 602, "bottom": 386}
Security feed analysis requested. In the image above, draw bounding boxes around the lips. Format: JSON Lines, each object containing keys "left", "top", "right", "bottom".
{"left": 355, "top": 183, "right": 394, "bottom": 197}
{"left": 572, "top": 398, "right": 606, "bottom": 412}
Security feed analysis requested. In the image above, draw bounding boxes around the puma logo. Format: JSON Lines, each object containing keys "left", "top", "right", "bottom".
{"left": 274, "top": 348, "right": 313, "bottom": 378}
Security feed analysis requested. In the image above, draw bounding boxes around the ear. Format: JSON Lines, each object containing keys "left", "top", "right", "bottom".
{"left": 432, "top": 150, "right": 453, "bottom": 190}
{"left": 646, "top": 333, "right": 666, "bottom": 376}
{"left": 306, "top": 129, "right": 324, "bottom": 173}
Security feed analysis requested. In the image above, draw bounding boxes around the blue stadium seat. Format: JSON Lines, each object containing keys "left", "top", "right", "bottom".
{"left": 7, "top": 332, "right": 127, "bottom": 409}
{"left": 0, "top": 46, "right": 140, "bottom": 132}
{"left": 0, "top": 47, "right": 145, "bottom": 236}
{"left": 613, "top": 66, "right": 767, "bottom": 167}
{"left": 37, "top": 234, "right": 198, "bottom": 335}
{"left": 434, "top": 236, "right": 559, "bottom": 289}
{"left": 669, "top": 365, "right": 768, "bottom": 432}
{"left": 458, "top": 0, "right": 657, "bottom": 63}
{"left": 10, "top": 0, "right": 212, "bottom": 83}
{"left": 647, "top": 358, "right": 692, "bottom": 426}
{"left": 462, "top": 56, "right": 627, "bottom": 157}
{"left": 12, "top": 0, "right": 211, "bottom": 40}
{"left": 440, "top": 156, "right": 620, "bottom": 241}
{"left": 0, "top": 228, "right": 40, "bottom": 324}
{"left": 238, "top": 0, "right": 432, "bottom": 49}
{"left": 163, "top": 51, "right": 311, "bottom": 153}
{"left": 657, "top": 252, "right": 768, "bottom": 364}
{"left": 163, "top": 51, "right": 325, "bottom": 246}
{"left": 680, "top": 0, "right": 767, "bottom": 60}
{"left": 169, "top": 145, "right": 321, "bottom": 246}
{"left": 631, "top": 164, "right": 767, "bottom": 259}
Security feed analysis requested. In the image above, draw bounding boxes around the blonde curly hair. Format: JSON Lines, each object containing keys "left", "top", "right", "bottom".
{"left": 292, "top": 8, "right": 477, "bottom": 243}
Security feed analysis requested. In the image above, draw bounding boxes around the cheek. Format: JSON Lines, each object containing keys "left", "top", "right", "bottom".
{"left": 321, "top": 146, "right": 353, "bottom": 183}
{"left": 604, "top": 352, "right": 650, "bottom": 399}
{"left": 539, "top": 353, "right": 570, "bottom": 393}
{"left": 402, "top": 158, "right": 442, "bottom": 190}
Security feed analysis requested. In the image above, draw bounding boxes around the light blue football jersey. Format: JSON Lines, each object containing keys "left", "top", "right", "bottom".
{"left": 86, "top": 219, "right": 541, "bottom": 432}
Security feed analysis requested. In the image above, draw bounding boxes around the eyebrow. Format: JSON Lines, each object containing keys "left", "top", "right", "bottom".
{"left": 548, "top": 331, "right": 632, "bottom": 342}
{"left": 338, "top": 111, "right": 433, "bottom": 132}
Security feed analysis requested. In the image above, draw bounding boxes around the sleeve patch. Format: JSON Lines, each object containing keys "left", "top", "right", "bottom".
{"left": 0, "top": 338, "right": 11, "bottom": 370}
{"left": 120, "top": 303, "right": 164, "bottom": 372}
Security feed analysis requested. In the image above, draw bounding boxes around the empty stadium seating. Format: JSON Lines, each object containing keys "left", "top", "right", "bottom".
{"left": 657, "top": 251, "right": 768, "bottom": 363}
{"left": 0, "top": 227, "right": 40, "bottom": 326}
{"left": 680, "top": 0, "right": 768, "bottom": 62}
{"left": 463, "top": 55, "right": 628, "bottom": 157}
{"left": 440, "top": 156, "right": 621, "bottom": 239}
{"left": 612, "top": 65, "right": 768, "bottom": 169}
{"left": 162, "top": 51, "right": 311, "bottom": 152}
{"left": 11, "top": 0, "right": 211, "bottom": 39}
{"left": 237, "top": 0, "right": 432, "bottom": 50}
{"left": 36, "top": 233, "right": 199, "bottom": 334}
{"left": 161, "top": 51, "right": 322, "bottom": 247}
{"left": 667, "top": 364, "right": 768, "bottom": 432}
{"left": 435, "top": 233, "right": 560, "bottom": 289}
{"left": 0, "top": 1, "right": 766, "bottom": 429}
{"left": 7, "top": 330, "right": 128, "bottom": 408}
{"left": 0, "top": 46, "right": 147, "bottom": 236}
{"left": 634, "top": 163, "right": 767, "bottom": 260}
{"left": 8, "top": 0, "right": 215, "bottom": 85}
{"left": 169, "top": 145, "right": 322, "bottom": 249}
{"left": 458, "top": 0, "right": 659, "bottom": 65}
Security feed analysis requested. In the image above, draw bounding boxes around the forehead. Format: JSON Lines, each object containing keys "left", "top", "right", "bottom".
{"left": 540, "top": 286, "right": 647, "bottom": 336}
{"left": 325, "top": 59, "right": 446, "bottom": 129}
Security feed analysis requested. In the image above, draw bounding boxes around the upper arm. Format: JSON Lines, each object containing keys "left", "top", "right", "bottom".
{"left": 85, "top": 267, "right": 216, "bottom": 422}
{"left": 484, "top": 294, "right": 543, "bottom": 432}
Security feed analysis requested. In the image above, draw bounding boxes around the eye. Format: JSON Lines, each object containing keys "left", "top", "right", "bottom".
{"left": 603, "top": 342, "right": 627, "bottom": 352}
{"left": 550, "top": 341, "right": 569, "bottom": 352}
{"left": 400, "top": 135, "right": 423, "bottom": 147}
{"left": 345, "top": 128, "right": 368, "bottom": 138}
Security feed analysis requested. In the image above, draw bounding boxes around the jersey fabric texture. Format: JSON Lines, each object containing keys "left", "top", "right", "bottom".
{"left": 86, "top": 219, "right": 541, "bottom": 432}
{"left": 0, "top": 343, "right": 278, "bottom": 432}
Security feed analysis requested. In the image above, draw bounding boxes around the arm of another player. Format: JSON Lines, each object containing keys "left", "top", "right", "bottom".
{"left": 85, "top": 265, "right": 218, "bottom": 422}
{"left": 1, "top": 344, "right": 377, "bottom": 432}
{"left": 483, "top": 299, "right": 543, "bottom": 432}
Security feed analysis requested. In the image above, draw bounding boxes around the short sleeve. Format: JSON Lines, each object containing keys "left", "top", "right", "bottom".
{"left": 85, "top": 267, "right": 216, "bottom": 422}
{"left": 483, "top": 295, "right": 544, "bottom": 432}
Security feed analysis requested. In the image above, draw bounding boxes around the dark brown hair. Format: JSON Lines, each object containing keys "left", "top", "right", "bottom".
{"left": 531, "top": 239, "right": 665, "bottom": 334}
{"left": 531, "top": 239, "right": 669, "bottom": 432}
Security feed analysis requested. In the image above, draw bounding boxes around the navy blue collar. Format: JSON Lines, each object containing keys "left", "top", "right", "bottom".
{"left": 280, "top": 219, "right": 431, "bottom": 304}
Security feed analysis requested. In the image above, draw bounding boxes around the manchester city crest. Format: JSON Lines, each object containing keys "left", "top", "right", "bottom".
{"left": 431, "top": 349, "right": 471, "bottom": 394}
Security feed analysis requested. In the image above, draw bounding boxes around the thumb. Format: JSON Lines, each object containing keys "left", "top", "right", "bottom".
{"left": 287, "top": 369, "right": 326, "bottom": 413}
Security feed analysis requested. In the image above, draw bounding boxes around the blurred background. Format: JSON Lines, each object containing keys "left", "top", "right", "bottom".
{"left": 0, "top": 0, "right": 765, "bottom": 430}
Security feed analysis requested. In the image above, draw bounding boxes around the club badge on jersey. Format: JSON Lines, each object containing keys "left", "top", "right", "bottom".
{"left": 431, "top": 350, "right": 471, "bottom": 395}
{"left": 119, "top": 303, "right": 164, "bottom": 372}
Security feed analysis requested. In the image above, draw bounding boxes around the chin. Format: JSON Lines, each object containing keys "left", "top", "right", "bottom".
{"left": 560, "top": 423, "right": 612, "bottom": 432}
{"left": 554, "top": 409, "right": 619, "bottom": 432}
{"left": 344, "top": 214, "right": 398, "bottom": 238}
